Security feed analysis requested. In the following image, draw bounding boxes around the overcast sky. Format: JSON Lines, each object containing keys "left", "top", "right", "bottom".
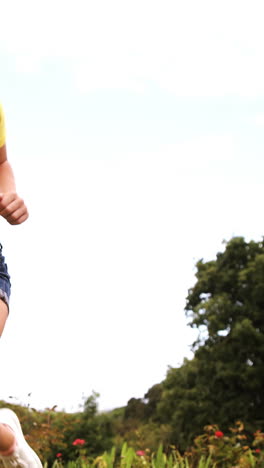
{"left": 0, "top": 0, "right": 263, "bottom": 413}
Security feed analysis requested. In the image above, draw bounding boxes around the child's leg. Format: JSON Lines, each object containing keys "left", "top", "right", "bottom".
{"left": 0, "top": 424, "right": 15, "bottom": 454}
{"left": 0, "top": 244, "right": 11, "bottom": 337}
{"left": 0, "top": 300, "right": 8, "bottom": 336}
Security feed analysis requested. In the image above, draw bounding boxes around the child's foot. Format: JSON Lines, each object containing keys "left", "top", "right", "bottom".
{"left": 0, "top": 408, "right": 42, "bottom": 468}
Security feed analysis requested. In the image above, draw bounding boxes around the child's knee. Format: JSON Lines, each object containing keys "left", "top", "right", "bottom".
{"left": 0, "top": 299, "right": 9, "bottom": 336}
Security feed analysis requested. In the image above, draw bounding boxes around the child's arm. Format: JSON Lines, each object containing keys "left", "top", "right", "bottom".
{"left": 0, "top": 144, "right": 29, "bottom": 225}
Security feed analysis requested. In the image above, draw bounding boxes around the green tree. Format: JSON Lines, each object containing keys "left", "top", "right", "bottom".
{"left": 124, "top": 398, "right": 147, "bottom": 420}
{"left": 144, "top": 384, "right": 163, "bottom": 420}
{"left": 83, "top": 391, "right": 99, "bottom": 417}
{"left": 157, "top": 358, "right": 213, "bottom": 449}
{"left": 186, "top": 237, "right": 264, "bottom": 425}
{"left": 158, "top": 237, "right": 264, "bottom": 449}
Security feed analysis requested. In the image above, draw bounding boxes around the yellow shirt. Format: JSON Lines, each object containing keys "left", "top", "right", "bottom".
{"left": 0, "top": 104, "right": 6, "bottom": 148}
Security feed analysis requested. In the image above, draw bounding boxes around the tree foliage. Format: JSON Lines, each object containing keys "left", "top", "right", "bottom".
{"left": 157, "top": 237, "right": 264, "bottom": 449}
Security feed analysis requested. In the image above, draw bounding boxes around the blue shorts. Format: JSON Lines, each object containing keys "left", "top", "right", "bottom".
{"left": 0, "top": 244, "right": 11, "bottom": 308}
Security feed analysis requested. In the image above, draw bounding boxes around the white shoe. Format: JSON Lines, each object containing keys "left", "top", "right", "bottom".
{"left": 0, "top": 408, "right": 42, "bottom": 468}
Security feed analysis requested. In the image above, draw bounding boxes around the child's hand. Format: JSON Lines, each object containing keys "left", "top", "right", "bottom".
{"left": 0, "top": 192, "right": 29, "bottom": 225}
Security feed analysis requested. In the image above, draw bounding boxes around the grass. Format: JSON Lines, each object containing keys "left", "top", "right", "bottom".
{"left": 42, "top": 443, "right": 254, "bottom": 468}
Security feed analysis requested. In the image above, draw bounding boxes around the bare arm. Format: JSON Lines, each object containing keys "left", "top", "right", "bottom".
{"left": 0, "top": 144, "right": 29, "bottom": 225}
{"left": 0, "top": 144, "right": 16, "bottom": 191}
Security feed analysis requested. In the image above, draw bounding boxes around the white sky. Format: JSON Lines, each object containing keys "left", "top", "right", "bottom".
{"left": 0, "top": 0, "right": 264, "bottom": 412}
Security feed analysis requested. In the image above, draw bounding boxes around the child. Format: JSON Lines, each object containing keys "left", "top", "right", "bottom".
{"left": 0, "top": 104, "right": 42, "bottom": 467}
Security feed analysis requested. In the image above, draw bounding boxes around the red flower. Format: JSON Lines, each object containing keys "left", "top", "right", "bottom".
{"left": 136, "top": 450, "right": 146, "bottom": 456}
{"left": 73, "top": 439, "right": 85, "bottom": 446}
{"left": 215, "top": 431, "right": 224, "bottom": 438}
{"left": 56, "top": 453, "right": 62, "bottom": 458}
{"left": 255, "top": 449, "right": 261, "bottom": 453}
